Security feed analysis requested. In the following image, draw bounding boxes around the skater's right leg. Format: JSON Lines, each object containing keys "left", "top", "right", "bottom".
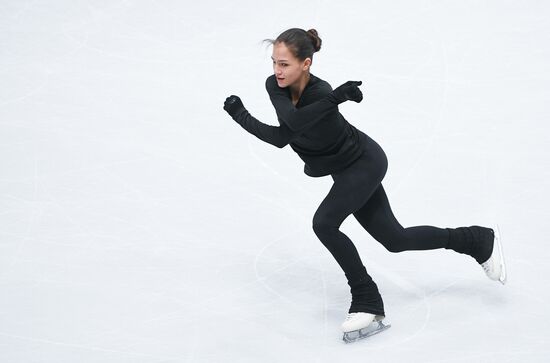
{"left": 312, "top": 183, "right": 385, "bottom": 316}
{"left": 312, "top": 140, "right": 388, "bottom": 316}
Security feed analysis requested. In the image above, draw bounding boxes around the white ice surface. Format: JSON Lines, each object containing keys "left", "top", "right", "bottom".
{"left": 1, "top": 1, "right": 549, "bottom": 362}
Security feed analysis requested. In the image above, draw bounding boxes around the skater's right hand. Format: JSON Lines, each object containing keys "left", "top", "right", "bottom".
{"left": 330, "top": 80, "right": 363, "bottom": 104}
{"left": 223, "top": 95, "right": 245, "bottom": 119}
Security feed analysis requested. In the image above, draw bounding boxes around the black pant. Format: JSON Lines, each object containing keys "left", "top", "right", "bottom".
{"left": 312, "top": 130, "right": 494, "bottom": 316}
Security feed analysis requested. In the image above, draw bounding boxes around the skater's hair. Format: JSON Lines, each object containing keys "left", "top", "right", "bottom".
{"left": 262, "top": 28, "right": 322, "bottom": 63}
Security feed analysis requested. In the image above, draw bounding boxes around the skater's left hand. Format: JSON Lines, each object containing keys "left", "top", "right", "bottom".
{"left": 224, "top": 95, "right": 245, "bottom": 118}
{"left": 330, "top": 80, "right": 363, "bottom": 104}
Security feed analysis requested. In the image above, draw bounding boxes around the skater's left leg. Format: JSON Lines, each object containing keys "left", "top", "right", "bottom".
{"left": 352, "top": 183, "right": 449, "bottom": 252}
{"left": 353, "top": 183, "right": 495, "bottom": 263}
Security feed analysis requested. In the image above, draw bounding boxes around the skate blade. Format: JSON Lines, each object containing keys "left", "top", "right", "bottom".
{"left": 342, "top": 320, "right": 391, "bottom": 344}
{"left": 494, "top": 224, "right": 507, "bottom": 285}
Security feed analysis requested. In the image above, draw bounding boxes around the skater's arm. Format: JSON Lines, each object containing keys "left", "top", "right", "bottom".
{"left": 230, "top": 107, "right": 294, "bottom": 148}
{"left": 265, "top": 75, "right": 338, "bottom": 134}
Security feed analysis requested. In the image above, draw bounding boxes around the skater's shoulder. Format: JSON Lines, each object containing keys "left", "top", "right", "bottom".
{"left": 265, "top": 74, "right": 280, "bottom": 90}
{"left": 309, "top": 73, "right": 331, "bottom": 89}
{"left": 265, "top": 73, "right": 276, "bottom": 86}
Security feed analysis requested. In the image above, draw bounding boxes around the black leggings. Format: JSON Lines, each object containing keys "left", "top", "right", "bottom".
{"left": 312, "top": 130, "right": 494, "bottom": 316}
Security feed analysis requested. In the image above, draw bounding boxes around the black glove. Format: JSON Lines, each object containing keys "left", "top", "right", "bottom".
{"left": 329, "top": 80, "right": 363, "bottom": 104}
{"left": 224, "top": 95, "right": 245, "bottom": 118}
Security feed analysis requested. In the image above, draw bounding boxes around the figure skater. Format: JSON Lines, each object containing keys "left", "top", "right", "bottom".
{"left": 223, "top": 27, "right": 506, "bottom": 343}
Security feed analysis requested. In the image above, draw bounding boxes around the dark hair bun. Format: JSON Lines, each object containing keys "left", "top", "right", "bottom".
{"left": 306, "top": 29, "right": 322, "bottom": 52}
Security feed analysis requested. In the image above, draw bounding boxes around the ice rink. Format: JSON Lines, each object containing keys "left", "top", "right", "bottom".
{"left": 1, "top": 0, "right": 549, "bottom": 362}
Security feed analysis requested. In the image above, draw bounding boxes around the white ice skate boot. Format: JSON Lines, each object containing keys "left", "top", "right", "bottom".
{"left": 341, "top": 313, "right": 390, "bottom": 343}
{"left": 480, "top": 224, "right": 507, "bottom": 285}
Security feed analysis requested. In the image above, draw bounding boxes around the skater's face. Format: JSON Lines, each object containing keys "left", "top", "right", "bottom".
{"left": 271, "top": 42, "right": 311, "bottom": 88}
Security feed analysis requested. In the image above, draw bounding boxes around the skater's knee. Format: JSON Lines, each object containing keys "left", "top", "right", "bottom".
{"left": 312, "top": 213, "right": 327, "bottom": 231}
{"left": 385, "top": 243, "right": 406, "bottom": 253}
{"left": 312, "top": 220, "right": 332, "bottom": 236}
{"left": 378, "top": 234, "right": 409, "bottom": 253}
{"left": 312, "top": 215, "right": 338, "bottom": 237}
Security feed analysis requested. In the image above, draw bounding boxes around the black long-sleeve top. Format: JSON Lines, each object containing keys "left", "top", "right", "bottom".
{"left": 230, "top": 73, "right": 364, "bottom": 177}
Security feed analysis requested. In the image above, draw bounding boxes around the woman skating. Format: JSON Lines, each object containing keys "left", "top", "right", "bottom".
{"left": 223, "top": 28, "right": 506, "bottom": 343}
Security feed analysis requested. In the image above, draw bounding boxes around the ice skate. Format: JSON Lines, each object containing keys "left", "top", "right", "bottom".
{"left": 480, "top": 224, "right": 507, "bottom": 285}
{"left": 341, "top": 313, "right": 390, "bottom": 343}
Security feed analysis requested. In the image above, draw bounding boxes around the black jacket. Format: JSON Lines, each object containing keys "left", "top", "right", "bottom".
{"left": 231, "top": 73, "right": 364, "bottom": 177}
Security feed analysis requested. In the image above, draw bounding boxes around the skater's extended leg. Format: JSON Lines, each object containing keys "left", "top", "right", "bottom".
{"left": 352, "top": 184, "right": 449, "bottom": 252}
{"left": 353, "top": 183, "right": 497, "bottom": 265}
